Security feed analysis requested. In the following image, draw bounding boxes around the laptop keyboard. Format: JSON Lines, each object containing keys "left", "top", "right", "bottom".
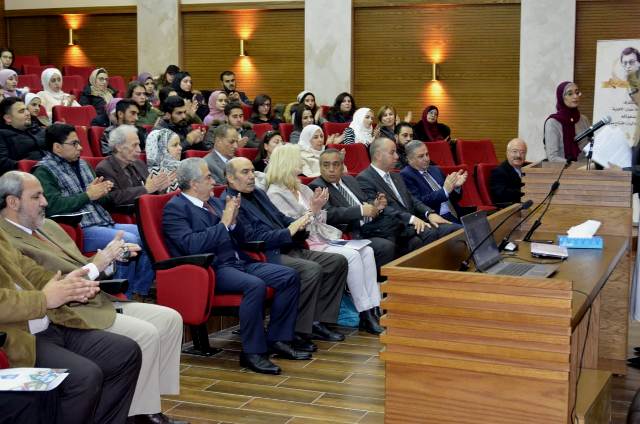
{"left": 496, "top": 262, "right": 535, "bottom": 276}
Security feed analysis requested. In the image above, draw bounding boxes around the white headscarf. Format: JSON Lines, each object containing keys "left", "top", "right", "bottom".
{"left": 40, "top": 68, "right": 70, "bottom": 102}
{"left": 298, "top": 124, "right": 324, "bottom": 154}
{"left": 348, "top": 107, "right": 374, "bottom": 145}
{"left": 296, "top": 90, "right": 312, "bottom": 104}
{"left": 24, "top": 93, "right": 40, "bottom": 107}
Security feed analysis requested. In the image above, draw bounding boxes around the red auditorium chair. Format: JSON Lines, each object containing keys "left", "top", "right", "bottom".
{"left": 278, "top": 123, "right": 293, "bottom": 142}
{"left": 12, "top": 55, "right": 40, "bottom": 73}
{"left": 424, "top": 141, "right": 455, "bottom": 166}
{"left": 73, "top": 126, "right": 94, "bottom": 156}
{"left": 17, "top": 74, "right": 43, "bottom": 92}
{"left": 136, "top": 192, "right": 272, "bottom": 356}
{"left": 17, "top": 159, "right": 38, "bottom": 173}
{"left": 52, "top": 105, "right": 96, "bottom": 127}
{"left": 439, "top": 164, "right": 495, "bottom": 211}
{"left": 142, "top": 125, "right": 154, "bottom": 134}
{"left": 0, "top": 334, "right": 9, "bottom": 369}
{"left": 298, "top": 175, "right": 315, "bottom": 185}
{"left": 185, "top": 150, "right": 208, "bottom": 159}
{"left": 252, "top": 123, "right": 273, "bottom": 141}
{"left": 475, "top": 162, "right": 498, "bottom": 207}
{"left": 455, "top": 139, "right": 498, "bottom": 166}
{"left": 23, "top": 64, "right": 55, "bottom": 76}
{"left": 322, "top": 122, "right": 349, "bottom": 138}
{"left": 62, "top": 65, "right": 95, "bottom": 83}
{"left": 81, "top": 156, "right": 105, "bottom": 170}
{"left": 241, "top": 104, "right": 252, "bottom": 121}
{"left": 89, "top": 126, "right": 106, "bottom": 157}
{"left": 108, "top": 75, "right": 127, "bottom": 96}
{"left": 61, "top": 74, "right": 85, "bottom": 92}
{"left": 326, "top": 143, "right": 370, "bottom": 174}
{"left": 237, "top": 147, "right": 258, "bottom": 162}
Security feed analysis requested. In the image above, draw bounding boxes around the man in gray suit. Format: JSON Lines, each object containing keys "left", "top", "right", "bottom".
{"left": 204, "top": 124, "right": 239, "bottom": 184}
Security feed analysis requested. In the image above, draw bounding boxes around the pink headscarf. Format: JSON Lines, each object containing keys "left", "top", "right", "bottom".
{"left": 204, "top": 90, "right": 228, "bottom": 126}
{"left": 0, "top": 69, "right": 18, "bottom": 98}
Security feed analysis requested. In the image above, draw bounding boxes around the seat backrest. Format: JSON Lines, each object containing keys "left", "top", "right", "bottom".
{"left": 322, "top": 121, "right": 349, "bottom": 137}
{"left": 62, "top": 74, "right": 85, "bottom": 92}
{"left": 23, "top": 64, "right": 54, "bottom": 76}
{"left": 425, "top": 141, "right": 455, "bottom": 166}
{"left": 213, "top": 185, "right": 226, "bottom": 197}
{"left": 62, "top": 65, "right": 95, "bottom": 83}
{"left": 13, "top": 55, "right": 40, "bottom": 73}
{"left": 17, "top": 74, "right": 43, "bottom": 92}
{"left": 0, "top": 349, "right": 9, "bottom": 369}
{"left": 439, "top": 164, "right": 485, "bottom": 208}
{"left": 81, "top": 156, "right": 105, "bottom": 170}
{"left": 278, "top": 123, "right": 293, "bottom": 142}
{"left": 185, "top": 150, "right": 208, "bottom": 159}
{"left": 252, "top": 123, "right": 273, "bottom": 141}
{"left": 89, "top": 126, "right": 106, "bottom": 157}
{"left": 475, "top": 162, "right": 498, "bottom": 206}
{"left": 17, "top": 159, "right": 38, "bottom": 173}
{"left": 241, "top": 104, "right": 252, "bottom": 121}
{"left": 108, "top": 75, "right": 126, "bottom": 94}
{"left": 73, "top": 126, "right": 94, "bottom": 156}
{"left": 298, "top": 175, "right": 315, "bottom": 185}
{"left": 455, "top": 139, "right": 498, "bottom": 166}
{"left": 52, "top": 105, "right": 97, "bottom": 127}
{"left": 237, "top": 147, "right": 258, "bottom": 162}
{"left": 136, "top": 192, "right": 181, "bottom": 263}
{"left": 326, "top": 143, "right": 370, "bottom": 174}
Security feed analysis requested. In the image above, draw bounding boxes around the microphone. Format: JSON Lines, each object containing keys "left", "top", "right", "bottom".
{"left": 459, "top": 200, "right": 533, "bottom": 272}
{"left": 574, "top": 116, "right": 611, "bottom": 143}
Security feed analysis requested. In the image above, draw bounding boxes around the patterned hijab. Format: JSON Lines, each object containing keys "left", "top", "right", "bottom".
{"left": 89, "top": 68, "right": 113, "bottom": 104}
{"left": 547, "top": 81, "right": 582, "bottom": 161}
{"left": 348, "top": 108, "right": 374, "bottom": 145}
{"left": 146, "top": 128, "right": 181, "bottom": 170}
{"left": 298, "top": 124, "right": 324, "bottom": 154}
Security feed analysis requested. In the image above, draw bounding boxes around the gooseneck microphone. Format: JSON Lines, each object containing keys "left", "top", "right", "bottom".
{"left": 574, "top": 116, "right": 611, "bottom": 143}
{"left": 459, "top": 200, "right": 533, "bottom": 272}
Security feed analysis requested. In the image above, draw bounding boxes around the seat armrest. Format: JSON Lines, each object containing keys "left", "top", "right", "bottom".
{"left": 153, "top": 254, "right": 215, "bottom": 270}
{"left": 0, "top": 332, "right": 6, "bottom": 348}
{"left": 240, "top": 241, "right": 265, "bottom": 252}
{"left": 111, "top": 204, "right": 136, "bottom": 214}
{"left": 98, "top": 279, "right": 128, "bottom": 295}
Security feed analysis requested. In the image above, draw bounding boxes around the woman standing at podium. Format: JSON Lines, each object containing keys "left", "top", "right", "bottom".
{"left": 544, "top": 81, "right": 591, "bottom": 163}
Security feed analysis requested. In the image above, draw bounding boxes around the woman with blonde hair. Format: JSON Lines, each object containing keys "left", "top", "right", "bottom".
{"left": 265, "top": 144, "right": 383, "bottom": 334}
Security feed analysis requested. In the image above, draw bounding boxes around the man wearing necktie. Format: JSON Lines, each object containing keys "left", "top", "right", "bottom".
{"left": 163, "top": 158, "right": 308, "bottom": 375}
{"left": 400, "top": 140, "right": 467, "bottom": 224}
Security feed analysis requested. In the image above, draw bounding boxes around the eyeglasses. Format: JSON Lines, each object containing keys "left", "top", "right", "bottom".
{"left": 564, "top": 89, "right": 581, "bottom": 97}
{"left": 622, "top": 59, "right": 638, "bottom": 67}
{"left": 96, "top": 77, "right": 108, "bottom": 82}
{"left": 62, "top": 141, "right": 81, "bottom": 148}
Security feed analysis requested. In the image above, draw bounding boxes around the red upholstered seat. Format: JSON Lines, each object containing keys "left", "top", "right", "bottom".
{"left": 0, "top": 350, "right": 8, "bottom": 369}
{"left": 17, "top": 159, "right": 38, "bottom": 173}
{"left": 17, "top": 74, "right": 43, "bottom": 92}
{"left": 241, "top": 104, "right": 252, "bottom": 121}
{"left": 455, "top": 139, "right": 498, "bottom": 166}
{"left": 237, "top": 147, "right": 258, "bottom": 162}
{"left": 73, "top": 126, "right": 94, "bottom": 156}
{"left": 185, "top": 150, "right": 208, "bottom": 159}
{"left": 424, "top": 140, "right": 455, "bottom": 166}
{"left": 439, "top": 164, "right": 495, "bottom": 211}
{"left": 89, "top": 126, "right": 106, "bottom": 157}
{"left": 80, "top": 156, "right": 105, "bottom": 171}
{"left": 322, "top": 122, "right": 349, "bottom": 137}
{"left": 278, "top": 123, "right": 293, "bottom": 142}
{"left": 62, "top": 65, "right": 95, "bottom": 83}
{"left": 475, "top": 162, "right": 498, "bottom": 207}
{"left": 326, "top": 143, "right": 370, "bottom": 174}
{"left": 23, "top": 64, "right": 55, "bottom": 76}
{"left": 61, "top": 74, "right": 85, "bottom": 92}
{"left": 52, "top": 105, "right": 96, "bottom": 127}
{"left": 13, "top": 55, "right": 40, "bottom": 73}
{"left": 252, "top": 123, "right": 273, "bottom": 141}
{"left": 298, "top": 175, "right": 315, "bottom": 185}
{"left": 108, "top": 75, "right": 127, "bottom": 95}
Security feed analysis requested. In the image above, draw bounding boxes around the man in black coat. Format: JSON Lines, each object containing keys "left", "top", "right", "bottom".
{"left": 490, "top": 138, "right": 527, "bottom": 206}
{"left": 0, "top": 97, "right": 46, "bottom": 176}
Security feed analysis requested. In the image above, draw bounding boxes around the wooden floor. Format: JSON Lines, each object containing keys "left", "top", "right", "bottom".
{"left": 161, "top": 322, "right": 640, "bottom": 423}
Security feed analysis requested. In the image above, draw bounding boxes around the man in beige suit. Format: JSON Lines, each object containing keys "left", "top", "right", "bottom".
{"left": 0, "top": 171, "right": 186, "bottom": 424}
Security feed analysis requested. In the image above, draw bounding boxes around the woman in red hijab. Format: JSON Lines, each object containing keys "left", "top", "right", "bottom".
{"left": 544, "top": 81, "right": 590, "bottom": 162}
{"left": 413, "top": 105, "right": 452, "bottom": 142}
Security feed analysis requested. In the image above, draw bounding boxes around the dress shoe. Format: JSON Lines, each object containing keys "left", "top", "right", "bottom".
{"left": 628, "top": 357, "right": 640, "bottom": 365}
{"left": 633, "top": 346, "right": 640, "bottom": 354}
{"left": 629, "top": 360, "right": 640, "bottom": 370}
{"left": 132, "top": 412, "right": 189, "bottom": 423}
{"left": 269, "top": 341, "right": 312, "bottom": 360}
{"left": 311, "top": 322, "right": 345, "bottom": 341}
{"left": 293, "top": 334, "right": 317, "bottom": 352}
{"left": 240, "top": 353, "right": 281, "bottom": 375}
{"left": 359, "top": 309, "right": 384, "bottom": 335}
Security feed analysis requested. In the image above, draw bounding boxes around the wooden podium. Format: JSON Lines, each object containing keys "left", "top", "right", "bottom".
{"left": 380, "top": 163, "right": 632, "bottom": 423}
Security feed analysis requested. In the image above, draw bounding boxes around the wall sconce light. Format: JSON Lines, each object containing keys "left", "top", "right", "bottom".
{"left": 431, "top": 63, "right": 439, "bottom": 81}
{"left": 68, "top": 28, "right": 76, "bottom": 46}
{"left": 239, "top": 40, "right": 248, "bottom": 57}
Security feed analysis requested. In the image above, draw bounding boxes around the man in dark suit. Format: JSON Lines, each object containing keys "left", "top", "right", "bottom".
{"left": 309, "top": 148, "right": 397, "bottom": 270}
{"left": 400, "top": 140, "right": 467, "bottom": 223}
{"left": 224, "top": 157, "right": 348, "bottom": 351}
{"left": 203, "top": 124, "right": 239, "bottom": 184}
{"left": 357, "top": 137, "right": 460, "bottom": 253}
{"left": 490, "top": 138, "right": 527, "bottom": 206}
{"left": 163, "top": 157, "right": 308, "bottom": 375}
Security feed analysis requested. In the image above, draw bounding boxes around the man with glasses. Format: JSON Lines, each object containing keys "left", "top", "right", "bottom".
{"left": 490, "top": 138, "right": 528, "bottom": 207}
{"left": 204, "top": 123, "right": 239, "bottom": 184}
{"left": 0, "top": 97, "right": 46, "bottom": 176}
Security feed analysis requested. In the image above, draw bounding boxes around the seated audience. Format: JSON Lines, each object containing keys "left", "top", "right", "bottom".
{"left": 79, "top": 68, "right": 117, "bottom": 121}
{"left": 37, "top": 68, "right": 80, "bottom": 119}
{"left": 0, "top": 69, "right": 24, "bottom": 99}
{"left": 413, "top": 105, "right": 451, "bottom": 142}
{"left": 253, "top": 130, "right": 284, "bottom": 172}
{"left": 155, "top": 95, "right": 208, "bottom": 152}
{"left": 204, "top": 124, "right": 239, "bottom": 184}
{"left": 91, "top": 96, "right": 121, "bottom": 128}
{"left": 99, "top": 99, "right": 147, "bottom": 155}
{"left": 377, "top": 105, "right": 411, "bottom": 141}
{"left": 0, "top": 170, "right": 185, "bottom": 424}
{"left": 203, "top": 90, "right": 228, "bottom": 126}
{"left": 163, "top": 157, "right": 309, "bottom": 374}
{"left": 250, "top": 94, "right": 281, "bottom": 129}
{"left": 137, "top": 71, "right": 158, "bottom": 105}
{"left": 0, "top": 97, "right": 46, "bottom": 176}
{"left": 299, "top": 124, "right": 338, "bottom": 177}
{"left": 209, "top": 102, "right": 259, "bottom": 148}
{"left": 24, "top": 93, "right": 49, "bottom": 128}
{"left": 0, "top": 230, "right": 141, "bottom": 423}
{"left": 342, "top": 108, "right": 375, "bottom": 145}
{"left": 33, "top": 123, "right": 155, "bottom": 299}
{"left": 309, "top": 148, "right": 398, "bottom": 268}
{"left": 290, "top": 91, "right": 325, "bottom": 125}
{"left": 326, "top": 92, "right": 356, "bottom": 123}
{"left": 156, "top": 64, "right": 179, "bottom": 91}
{"left": 225, "top": 157, "right": 348, "bottom": 347}
{"left": 490, "top": 138, "right": 528, "bottom": 206}
{"left": 146, "top": 128, "right": 182, "bottom": 193}
{"left": 0, "top": 47, "right": 19, "bottom": 73}
{"left": 357, "top": 137, "right": 460, "bottom": 253}
{"left": 544, "top": 81, "right": 590, "bottom": 162}
{"left": 290, "top": 105, "right": 316, "bottom": 144}
{"left": 220, "top": 70, "right": 251, "bottom": 105}
{"left": 394, "top": 121, "right": 414, "bottom": 169}
{"left": 266, "top": 145, "right": 382, "bottom": 334}
{"left": 171, "top": 71, "right": 208, "bottom": 120}
{"left": 400, "top": 140, "right": 467, "bottom": 224}
{"left": 128, "top": 81, "right": 162, "bottom": 126}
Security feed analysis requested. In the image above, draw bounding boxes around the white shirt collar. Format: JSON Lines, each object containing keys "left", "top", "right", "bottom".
{"left": 4, "top": 217, "right": 34, "bottom": 235}
{"left": 182, "top": 192, "right": 205, "bottom": 208}
{"left": 370, "top": 163, "right": 389, "bottom": 179}
{"left": 214, "top": 149, "right": 230, "bottom": 164}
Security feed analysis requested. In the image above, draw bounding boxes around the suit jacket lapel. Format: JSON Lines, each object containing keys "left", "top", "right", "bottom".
{"left": 367, "top": 167, "right": 401, "bottom": 204}
{"left": 342, "top": 177, "right": 366, "bottom": 204}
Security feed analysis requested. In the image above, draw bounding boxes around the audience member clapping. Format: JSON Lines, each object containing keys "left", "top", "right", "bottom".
{"left": 413, "top": 105, "right": 451, "bottom": 142}
{"left": 37, "top": 68, "right": 80, "bottom": 118}
{"left": 146, "top": 128, "right": 181, "bottom": 193}
{"left": 155, "top": 95, "right": 208, "bottom": 152}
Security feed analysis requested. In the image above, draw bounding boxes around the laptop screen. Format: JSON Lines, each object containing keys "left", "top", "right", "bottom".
{"left": 460, "top": 210, "right": 501, "bottom": 271}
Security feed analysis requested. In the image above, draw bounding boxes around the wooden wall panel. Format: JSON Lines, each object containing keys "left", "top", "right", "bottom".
{"left": 353, "top": 4, "right": 520, "bottom": 160}
{"left": 6, "top": 14, "right": 137, "bottom": 80}
{"left": 182, "top": 9, "right": 304, "bottom": 105}
{"left": 574, "top": 0, "right": 640, "bottom": 124}
{"left": 0, "top": 0, "right": 7, "bottom": 47}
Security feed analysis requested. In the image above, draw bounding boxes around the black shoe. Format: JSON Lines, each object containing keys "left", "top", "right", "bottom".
{"left": 269, "top": 341, "right": 312, "bottom": 360}
{"left": 628, "top": 357, "right": 640, "bottom": 365}
{"left": 311, "top": 322, "right": 345, "bottom": 341}
{"left": 359, "top": 309, "right": 384, "bottom": 335}
{"left": 133, "top": 413, "right": 189, "bottom": 423}
{"left": 240, "top": 353, "right": 281, "bottom": 375}
{"left": 633, "top": 347, "right": 640, "bottom": 354}
{"left": 629, "top": 361, "right": 640, "bottom": 370}
{"left": 293, "top": 334, "right": 317, "bottom": 352}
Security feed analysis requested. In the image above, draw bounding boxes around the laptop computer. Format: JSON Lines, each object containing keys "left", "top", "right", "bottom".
{"left": 460, "top": 211, "right": 559, "bottom": 278}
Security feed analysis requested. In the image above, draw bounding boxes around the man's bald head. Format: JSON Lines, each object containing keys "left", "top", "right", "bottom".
{"left": 226, "top": 157, "right": 256, "bottom": 193}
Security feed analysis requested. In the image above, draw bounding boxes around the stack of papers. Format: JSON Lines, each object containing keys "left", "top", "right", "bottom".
{"left": 328, "top": 239, "right": 371, "bottom": 250}
{"left": 567, "top": 220, "right": 601, "bottom": 238}
{"left": 0, "top": 368, "right": 68, "bottom": 391}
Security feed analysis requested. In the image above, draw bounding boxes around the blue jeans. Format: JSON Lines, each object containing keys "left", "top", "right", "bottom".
{"left": 82, "top": 224, "right": 155, "bottom": 297}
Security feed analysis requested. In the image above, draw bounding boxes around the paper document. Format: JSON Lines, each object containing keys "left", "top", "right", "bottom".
{"left": 49, "top": 211, "right": 90, "bottom": 218}
{"left": 567, "top": 220, "right": 601, "bottom": 238}
{"left": 583, "top": 126, "right": 631, "bottom": 168}
{"left": 329, "top": 239, "right": 371, "bottom": 250}
{"left": 0, "top": 368, "right": 68, "bottom": 391}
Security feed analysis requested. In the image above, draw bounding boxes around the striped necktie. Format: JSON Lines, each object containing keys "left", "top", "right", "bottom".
{"left": 336, "top": 182, "right": 359, "bottom": 208}
{"left": 421, "top": 170, "right": 457, "bottom": 219}
{"left": 383, "top": 173, "right": 406, "bottom": 207}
